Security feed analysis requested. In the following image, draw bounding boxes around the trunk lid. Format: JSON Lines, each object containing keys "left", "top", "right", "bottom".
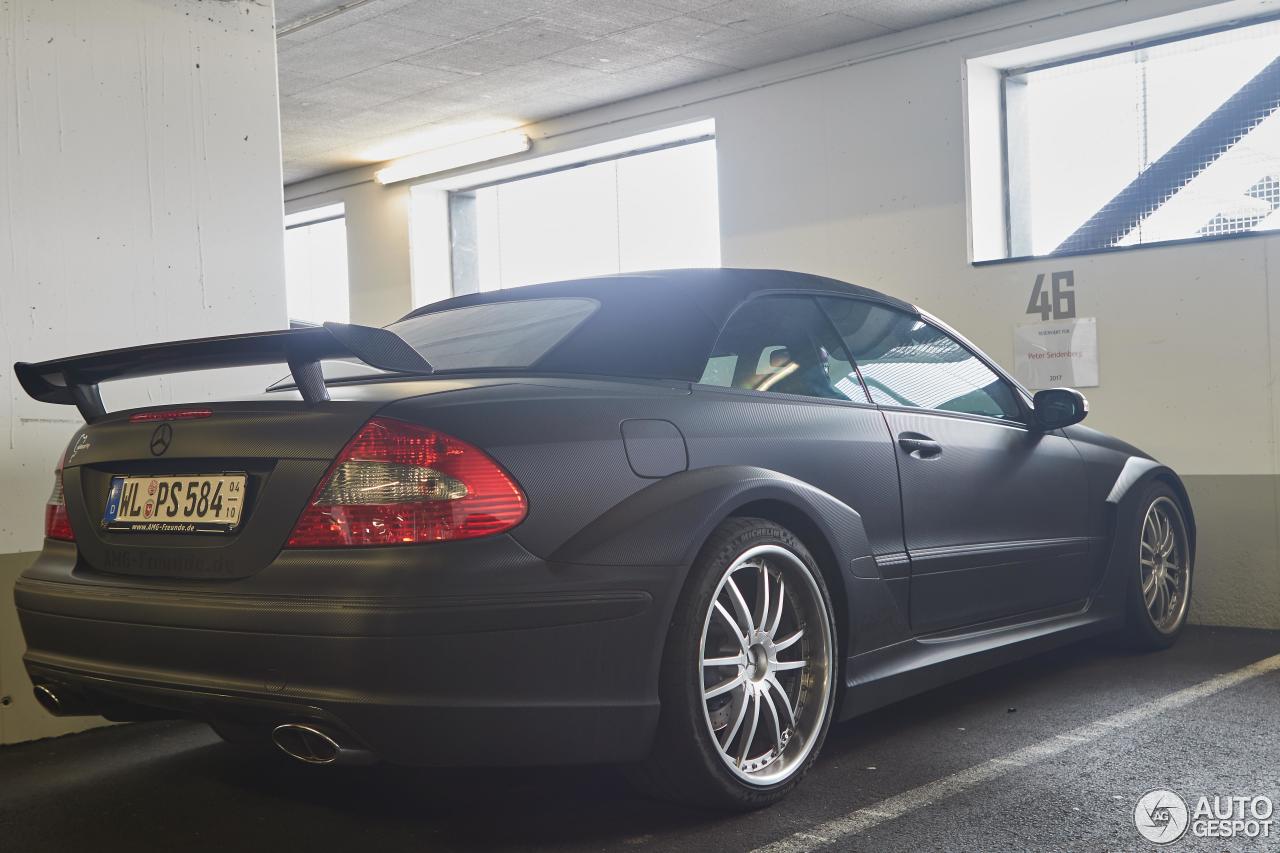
{"left": 60, "top": 378, "right": 506, "bottom": 579}
{"left": 63, "top": 400, "right": 378, "bottom": 579}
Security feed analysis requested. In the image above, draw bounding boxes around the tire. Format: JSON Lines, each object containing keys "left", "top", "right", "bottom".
{"left": 1122, "top": 482, "right": 1193, "bottom": 650}
{"left": 629, "top": 517, "right": 838, "bottom": 810}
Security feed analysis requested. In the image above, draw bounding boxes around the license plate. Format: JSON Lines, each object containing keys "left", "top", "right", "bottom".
{"left": 103, "top": 474, "right": 247, "bottom": 534}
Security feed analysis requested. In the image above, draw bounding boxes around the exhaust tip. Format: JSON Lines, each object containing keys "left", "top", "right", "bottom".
{"left": 272, "top": 723, "right": 341, "bottom": 765}
{"left": 33, "top": 684, "right": 61, "bottom": 715}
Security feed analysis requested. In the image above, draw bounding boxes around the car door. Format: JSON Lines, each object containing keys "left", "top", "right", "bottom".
{"left": 818, "top": 297, "right": 1092, "bottom": 634}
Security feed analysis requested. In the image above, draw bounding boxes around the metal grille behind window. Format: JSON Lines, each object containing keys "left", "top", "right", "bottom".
{"left": 1004, "top": 19, "right": 1280, "bottom": 257}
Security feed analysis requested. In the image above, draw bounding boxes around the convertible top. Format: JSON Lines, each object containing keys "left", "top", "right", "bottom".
{"left": 402, "top": 268, "right": 914, "bottom": 384}
{"left": 18, "top": 269, "right": 912, "bottom": 421}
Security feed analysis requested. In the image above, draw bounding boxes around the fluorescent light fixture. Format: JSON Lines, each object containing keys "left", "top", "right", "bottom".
{"left": 360, "top": 118, "right": 522, "bottom": 163}
{"left": 407, "top": 119, "right": 716, "bottom": 193}
{"left": 375, "top": 132, "right": 531, "bottom": 185}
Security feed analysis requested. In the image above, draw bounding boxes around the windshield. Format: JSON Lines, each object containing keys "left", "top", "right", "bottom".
{"left": 268, "top": 297, "right": 599, "bottom": 389}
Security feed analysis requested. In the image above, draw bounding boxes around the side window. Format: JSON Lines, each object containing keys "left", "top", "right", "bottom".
{"left": 699, "top": 296, "right": 868, "bottom": 403}
{"left": 818, "top": 298, "right": 1021, "bottom": 421}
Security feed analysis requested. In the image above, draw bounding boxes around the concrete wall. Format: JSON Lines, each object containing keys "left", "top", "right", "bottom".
{"left": 290, "top": 0, "right": 1280, "bottom": 631}
{"left": 0, "top": 0, "right": 286, "bottom": 743}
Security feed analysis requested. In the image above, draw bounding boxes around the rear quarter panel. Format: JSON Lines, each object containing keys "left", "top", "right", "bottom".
{"left": 383, "top": 378, "right": 915, "bottom": 667}
{"left": 381, "top": 378, "right": 691, "bottom": 558}
{"left": 382, "top": 379, "right": 902, "bottom": 565}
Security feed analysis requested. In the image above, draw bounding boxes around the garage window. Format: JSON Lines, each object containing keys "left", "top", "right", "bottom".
{"left": 448, "top": 138, "right": 719, "bottom": 292}
{"left": 284, "top": 203, "right": 350, "bottom": 325}
{"left": 1000, "top": 18, "right": 1280, "bottom": 258}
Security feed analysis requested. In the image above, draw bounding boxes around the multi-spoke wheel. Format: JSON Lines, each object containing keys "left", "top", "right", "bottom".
{"left": 1124, "top": 484, "right": 1192, "bottom": 649}
{"left": 1140, "top": 496, "right": 1190, "bottom": 634}
{"left": 630, "top": 518, "right": 836, "bottom": 809}
{"left": 700, "top": 544, "right": 832, "bottom": 784}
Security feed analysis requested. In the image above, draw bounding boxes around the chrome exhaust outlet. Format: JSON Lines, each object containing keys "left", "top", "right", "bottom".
{"left": 271, "top": 723, "right": 373, "bottom": 766}
{"left": 33, "top": 684, "right": 97, "bottom": 717}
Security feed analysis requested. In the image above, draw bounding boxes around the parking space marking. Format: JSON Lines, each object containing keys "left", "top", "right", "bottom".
{"left": 753, "top": 652, "right": 1280, "bottom": 853}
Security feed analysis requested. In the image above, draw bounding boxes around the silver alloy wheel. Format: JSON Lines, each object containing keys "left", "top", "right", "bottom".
{"left": 1140, "top": 496, "right": 1191, "bottom": 634}
{"left": 698, "top": 544, "right": 833, "bottom": 786}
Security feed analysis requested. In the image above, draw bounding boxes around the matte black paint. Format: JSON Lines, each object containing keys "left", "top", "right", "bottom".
{"left": 14, "top": 269, "right": 1194, "bottom": 767}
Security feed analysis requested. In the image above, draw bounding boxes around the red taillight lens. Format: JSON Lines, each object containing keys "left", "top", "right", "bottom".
{"left": 45, "top": 468, "right": 74, "bottom": 542}
{"left": 286, "top": 418, "right": 527, "bottom": 547}
{"left": 129, "top": 408, "right": 212, "bottom": 422}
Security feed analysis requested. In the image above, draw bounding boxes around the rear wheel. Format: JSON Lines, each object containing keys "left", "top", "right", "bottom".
{"left": 1123, "top": 483, "right": 1192, "bottom": 649}
{"left": 631, "top": 518, "right": 837, "bottom": 809}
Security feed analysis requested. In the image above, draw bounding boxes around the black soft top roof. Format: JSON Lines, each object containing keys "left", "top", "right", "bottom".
{"left": 401, "top": 268, "right": 913, "bottom": 383}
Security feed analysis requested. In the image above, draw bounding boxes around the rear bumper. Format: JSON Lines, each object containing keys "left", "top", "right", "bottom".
{"left": 15, "top": 538, "right": 677, "bottom": 766}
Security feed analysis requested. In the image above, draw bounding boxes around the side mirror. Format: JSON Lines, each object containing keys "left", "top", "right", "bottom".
{"left": 1032, "top": 388, "right": 1088, "bottom": 430}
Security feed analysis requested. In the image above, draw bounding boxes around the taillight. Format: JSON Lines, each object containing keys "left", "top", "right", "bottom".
{"left": 45, "top": 465, "right": 74, "bottom": 542}
{"left": 286, "top": 418, "right": 527, "bottom": 547}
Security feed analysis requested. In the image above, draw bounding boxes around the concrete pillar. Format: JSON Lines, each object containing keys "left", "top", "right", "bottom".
{"left": 0, "top": 0, "right": 286, "bottom": 743}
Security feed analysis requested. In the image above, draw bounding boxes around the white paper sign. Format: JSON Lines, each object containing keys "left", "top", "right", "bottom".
{"left": 1013, "top": 317, "right": 1098, "bottom": 390}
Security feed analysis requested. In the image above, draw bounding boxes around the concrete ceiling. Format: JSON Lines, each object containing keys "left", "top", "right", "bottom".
{"left": 277, "top": 0, "right": 1020, "bottom": 184}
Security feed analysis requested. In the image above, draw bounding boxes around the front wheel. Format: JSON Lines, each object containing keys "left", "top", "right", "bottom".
{"left": 630, "top": 518, "right": 837, "bottom": 809}
{"left": 1122, "top": 483, "right": 1193, "bottom": 649}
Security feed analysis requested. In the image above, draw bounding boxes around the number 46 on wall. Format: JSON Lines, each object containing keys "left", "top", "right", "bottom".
{"left": 1027, "top": 270, "right": 1076, "bottom": 321}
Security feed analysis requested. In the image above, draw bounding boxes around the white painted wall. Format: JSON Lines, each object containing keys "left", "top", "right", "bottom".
{"left": 305, "top": 0, "right": 1280, "bottom": 631}
{"left": 0, "top": 0, "right": 286, "bottom": 743}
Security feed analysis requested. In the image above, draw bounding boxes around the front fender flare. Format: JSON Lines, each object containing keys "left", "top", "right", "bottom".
{"left": 1105, "top": 457, "right": 1196, "bottom": 551}
{"left": 1096, "top": 457, "right": 1197, "bottom": 609}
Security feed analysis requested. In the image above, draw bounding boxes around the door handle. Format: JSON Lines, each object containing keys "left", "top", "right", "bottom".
{"left": 897, "top": 433, "right": 942, "bottom": 459}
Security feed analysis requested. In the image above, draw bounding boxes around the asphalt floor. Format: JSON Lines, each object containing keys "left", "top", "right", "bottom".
{"left": 2, "top": 625, "right": 1278, "bottom": 852}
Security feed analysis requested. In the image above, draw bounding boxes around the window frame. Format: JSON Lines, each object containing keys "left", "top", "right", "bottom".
{"left": 985, "top": 13, "right": 1280, "bottom": 264}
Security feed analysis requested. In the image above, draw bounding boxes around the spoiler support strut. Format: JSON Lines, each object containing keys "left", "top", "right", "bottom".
{"left": 14, "top": 322, "right": 430, "bottom": 421}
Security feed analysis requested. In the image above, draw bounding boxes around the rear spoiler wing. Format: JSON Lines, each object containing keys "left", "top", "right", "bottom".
{"left": 14, "top": 322, "right": 432, "bottom": 421}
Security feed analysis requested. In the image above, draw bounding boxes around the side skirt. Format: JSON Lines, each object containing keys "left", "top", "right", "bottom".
{"left": 836, "top": 601, "right": 1122, "bottom": 721}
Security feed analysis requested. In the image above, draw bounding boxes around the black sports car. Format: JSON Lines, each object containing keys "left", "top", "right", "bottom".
{"left": 14, "top": 268, "right": 1193, "bottom": 808}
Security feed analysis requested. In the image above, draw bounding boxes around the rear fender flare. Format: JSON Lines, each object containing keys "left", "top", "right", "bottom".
{"left": 549, "top": 465, "right": 872, "bottom": 571}
{"left": 549, "top": 466, "right": 877, "bottom": 665}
